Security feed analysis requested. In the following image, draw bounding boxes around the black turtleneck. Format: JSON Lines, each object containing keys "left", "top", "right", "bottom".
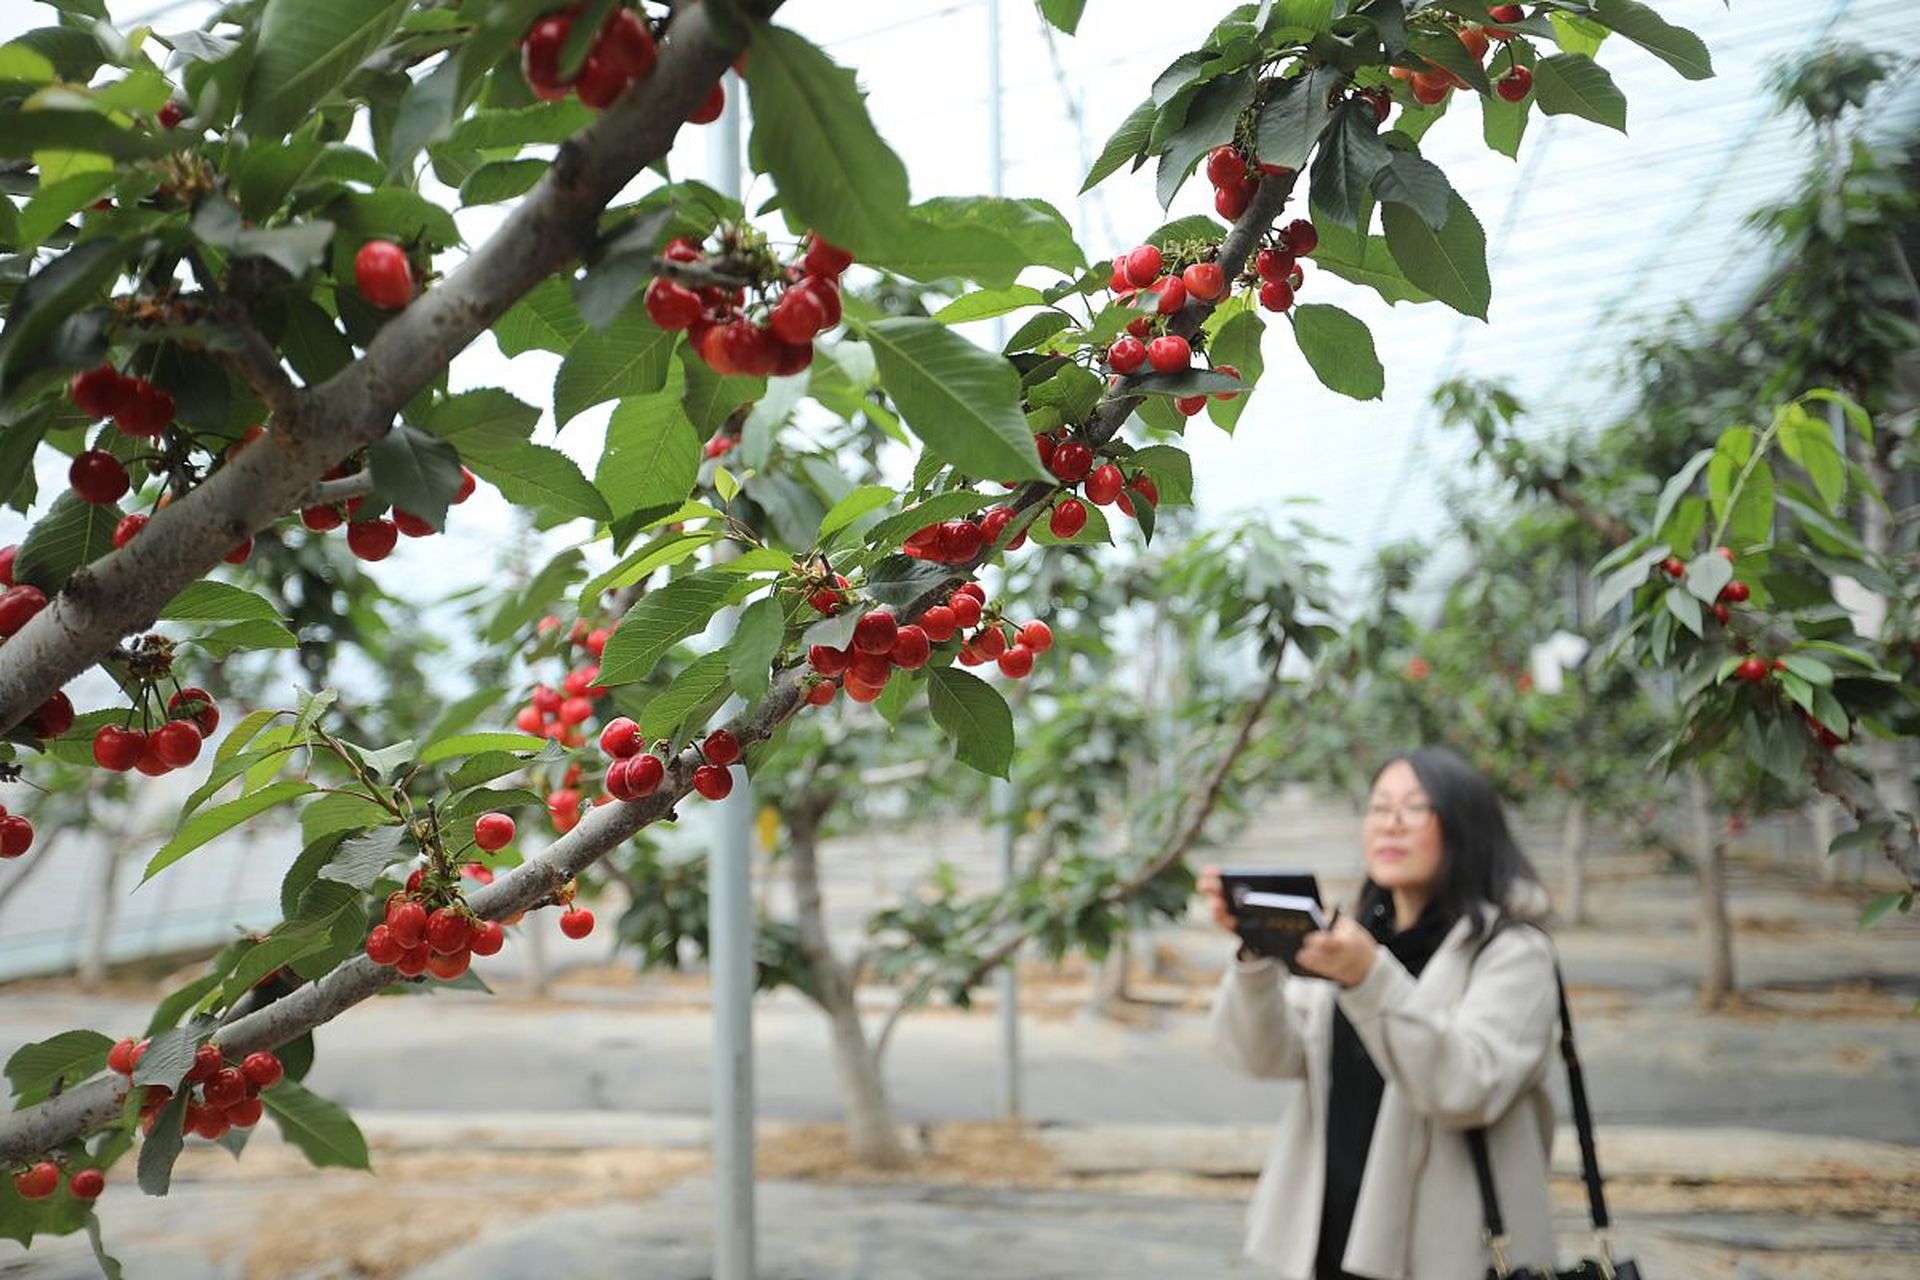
{"left": 1316, "top": 899, "right": 1454, "bottom": 1280}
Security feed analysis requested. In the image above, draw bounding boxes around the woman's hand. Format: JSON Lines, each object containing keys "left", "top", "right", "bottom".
{"left": 1196, "top": 864, "right": 1238, "bottom": 935}
{"left": 1296, "top": 916, "right": 1378, "bottom": 988}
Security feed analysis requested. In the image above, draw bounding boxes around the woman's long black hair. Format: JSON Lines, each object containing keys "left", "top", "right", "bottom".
{"left": 1357, "top": 746, "right": 1543, "bottom": 941}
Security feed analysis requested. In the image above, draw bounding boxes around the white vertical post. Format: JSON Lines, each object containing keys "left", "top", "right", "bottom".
{"left": 706, "top": 71, "right": 756, "bottom": 1280}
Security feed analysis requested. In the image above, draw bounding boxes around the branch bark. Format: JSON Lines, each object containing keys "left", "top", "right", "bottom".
{"left": 0, "top": 0, "right": 779, "bottom": 733}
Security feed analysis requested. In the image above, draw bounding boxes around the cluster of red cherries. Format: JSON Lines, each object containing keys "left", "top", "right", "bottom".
{"left": 109, "top": 1038, "right": 285, "bottom": 1144}
{"left": 520, "top": 3, "right": 723, "bottom": 122}
{"left": 600, "top": 718, "right": 739, "bottom": 803}
{"left": 803, "top": 586, "right": 1052, "bottom": 700}
{"left": 364, "top": 837, "right": 511, "bottom": 979}
{"left": 300, "top": 462, "right": 480, "bottom": 563}
{"left": 1391, "top": 14, "right": 1532, "bottom": 105}
{"left": 645, "top": 232, "right": 849, "bottom": 378}
{"left": 90, "top": 684, "right": 218, "bottom": 776}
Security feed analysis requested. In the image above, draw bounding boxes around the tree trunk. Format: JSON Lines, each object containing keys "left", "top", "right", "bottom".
{"left": 787, "top": 800, "right": 908, "bottom": 1169}
{"left": 1561, "top": 797, "right": 1590, "bottom": 927}
{"left": 1090, "top": 933, "right": 1131, "bottom": 1015}
{"left": 78, "top": 841, "right": 123, "bottom": 992}
{"left": 1807, "top": 798, "right": 1843, "bottom": 884}
{"left": 1688, "top": 772, "right": 1735, "bottom": 1008}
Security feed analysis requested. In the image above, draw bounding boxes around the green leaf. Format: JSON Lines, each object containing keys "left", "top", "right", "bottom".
{"left": 13, "top": 491, "right": 119, "bottom": 594}
{"left": 1254, "top": 66, "right": 1343, "bottom": 174}
{"left": 1156, "top": 71, "right": 1256, "bottom": 210}
{"left": 927, "top": 668, "right": 1015, "bottom": 779}
{"left": 1381, "top": 193, "right": 1490, "bottom": 320}
{"left": 932, "top": 286, "right": 1046, "bottom": 325}
{"left": 5, "top": 1030, "right": 113, "bottom": 1107}
{"left": 262, "top": 1079, "right": 372, "bottom": 1171}
{"left": 137, "top": 1091, "right": 190, "bottom": 1195}
{"left": 1533, "top": 53, "right": 1627, "bottom": 132}
{"left": 680, "top": 350, "right": 765, "bottom": 436}
{"left": 459, "top": 158, "right": 547, "bottom": 206}
{"left": 190, "top": 619, "right": 299, "bottom": 657}
{"left": 817, "top": 485, "right": 898, "bottom": 541}
{"left": 1308, "top": 102, "right": 1392, "bottom": 229}
{"left": 1306, "top": 206, "right": 1433, "bottom": 305}
{"left": 1663, "top": 584, "right": 1702, "bottom": 637}
{"left": 866, "top": 317, "right": 1046, "bottom": 483}
{"left": 598, "top": 569, "right": 755, "bottom": 687}
{"left": 1859, "top": 891, "right": 1910, "bottom": 930}
{"left": 578, "top": 529, "right": 716, "bottom": 611}
{"left": 743, "top": 26, "right": 909, "bottom": 257}
{"left": 1778, "top": 404, "right": 1846, "bottom": 512}
{"left": 243, "top": 0, "right": 410, "bottom": 139}
{"left": 1591, "top": 0, "right": 1713, "bottom": 80}
{"left": 645, "top": 648, "right": 735, "bottom": 739}
{"left": 1081, "top": 98, "right": 1154, "bottom": 194}
{"left": 415, "top": 732, "right": 546, "bottom": 766}
{"left": 494, "top": 277, "right": 587, "bottom": 358}
{"left": 861, "top": 555, "right": 953, "bottom": 610}
{"left": 860, "top": 491, "right": 998, "bottom": 553}
{"left": 1372, "top": 149, "right": 1453, "bottom": 230}
{"left": 1291, "top": 304, "right": 1384, "bottom": 400}
{"left": 1408, "top": 29, "right": 1491, "bottom": 94}
{"left": 1652, "top": 447, "right": 1714, "bottom": 540}
{"left": 1206, "top": 310, "right": 1264, "bottom": 433}
{"left": 479, "top": 439, "right": 612, "bottom": 524}
{"left": 317, "top": 826, "right": 411, "bottom": 891}
{"left": 1549, "top": 12, "right": 1611, "bottom": 57}
{"left": 1126, "top": 444, "right": 1196, "bottom": 507}
{"left": 727, "top": 597, "right": 784, "bottom": 704}
{"left": 553, "top": 297, "right": 677, "bottom": 428}
{"left": 144, "top": 782, "right": 316, "bottom": 884}
{"left": 0, "top": 238, "right": 126, "bottom": 398}
{"left": 598, "top": 379, "right": 702, "bottom": 524}
{"left": 370, "top": 421, "right": 463, "bottom": 530}
{"left": 1038, "top": 0, "right": 1086, "bottom": 34}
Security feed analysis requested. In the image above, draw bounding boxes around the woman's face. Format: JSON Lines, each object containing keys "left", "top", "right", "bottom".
{"left": 1363, "top": 760, "right": 1445, "bottom": 895}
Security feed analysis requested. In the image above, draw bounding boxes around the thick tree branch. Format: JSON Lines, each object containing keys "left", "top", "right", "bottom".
{"left": 0, "top": 0, "right": 779, "bottom": 732}
{"left": 210, "top": 302, "right": 300, "bottom": 418}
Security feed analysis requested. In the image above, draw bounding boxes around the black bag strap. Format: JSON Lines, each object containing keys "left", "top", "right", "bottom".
{"left": 1468, "top": 961, "right": 1612, "bottom": 1244}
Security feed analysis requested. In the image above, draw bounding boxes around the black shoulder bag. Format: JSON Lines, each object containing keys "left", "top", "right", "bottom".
{"left": 1466, "top": 967, "right": 1640, "bottom": 1280}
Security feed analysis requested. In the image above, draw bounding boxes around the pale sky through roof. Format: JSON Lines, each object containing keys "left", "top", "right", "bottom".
{"left": 3, "top": 0, "right": 1917, "bottom": 694}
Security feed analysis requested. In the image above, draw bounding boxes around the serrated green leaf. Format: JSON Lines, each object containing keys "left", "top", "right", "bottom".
{"left": 1381, "top": 193, "right": 1489, "bottom": 320}
{"left": 494, "top": 277, "right": 587, "bottom": 358}
{"left": 5, "top": 1030, "right": 113, "bottom": 1107}
{"left": 553, "top": 297, "right": 677, "bottom": 428}
{"left": 642, "top": 648, "right": 734, "bottom": 739}
{"left": 243, "top": 0, "right": 409, "bottom": 139}
{"left": 158, "top": 580, "right": 284, "bottom": 624}
{"left": 1591, "top": 0, "right": 1712, "bottom": 80}
{"left": 369, "top": 421, "right": 463, "bottom": 531}
{"left": 262, "top": 1079, "right": 371, "bottom": 1171}
{"left": 145, "top": 782, "right": 316, "bottom": 884}
{"left": 599, "top": 376, "right": 701, "bottom": 524}
{"left": 13, "top": 490, "right": 120, "bottom": 593}
{"left": 1290, "top": 304, "right": 1384, "bottom": 400}
{"left": 726, "top": 598, "right": 783, "bottom": 704}
{"left": 927, "top": 667, "right": 1015, "bottom": 779}
{"left": 1081, "top": 98, "right": 1155, "bottom": 194}
{"left": 598, "top": 569, "right": 754, "bottom": 686}
{"left": 1533, "top": 53, "right": 1627, "bottom": 132}
{"left": 866, "top": 317, "right": 1045, "bottom": 482}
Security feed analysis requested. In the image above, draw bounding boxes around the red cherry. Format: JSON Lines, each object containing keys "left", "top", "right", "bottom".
{"left": 68, "top": 1168, "right": 104, "bottom": 1199}
{"left": 853, "top": 610, "right": 899, "bottom": 655}
{"left": 1410, "top": 71, "right": 1451, "bottom": 104}
{"left": 1182, "top": 262, "right": 1227, "bottom": 302}
{"left": 574, "top": 53, "right": 629, "bottom": 110}
{"left": 937, "top": 519, "right": 985, "bottom": 563}
{"left": 301, "top": 504, "right": 344, "bottom": 532}
{"left": 794, "top": 275, "right": 843, "bottom": 327}
{"left": 0, "top": 584, "right": 48, "bottom": 637}
{"left": 694, "top": 764, "right": 734, "bottom": 801}
{"left": 1496, "top": 67, "right": 1533, "bottom": 101}
{"left": 1033, "top": 433, "right": 1058, "bottom": 472}
{"left": 1211, "top": 364, "right": 1244, "bottom": 401}
{"left": 152, "top": 719, "right": 202, "bottom": 769}
{"left": 703, "top": 729, "right": 741, "bottom": 766}
{"left": 627, "top": 754, "right": 665, "bottom": 797}
{"left": 520, "top": 15, "right": 577, "bottom": 99}
{"left": 1146, "top": 334, "right": 1190, "bottom": 373}
{"left": 426, "top": 948, "right": 471, "bottom": 980}
{"left": 1215, "top": 185, "right": 1250, "bottom": 220}
{"left": 133, "top": 732, "right": 171, "bottom": 777}
{"left": 1719, "top": 580, "right": 1750, "bottom": 604}
{"left": 1734, "top": 657, "right": 1769, "bottom": 683}
{"left": 14, "top": 1162, "right": 58, "bottom": 1200}
{"left": 809, "top": 644, "right": 852, "bottom": 676}
{"left": 109, "top": 1037, "right": 138, "bottom": 1076}
{"left": 223, "top": 535, "right": 252, "bottom": 565}
{"left": 347, "top": 518, "right": 398, "bottom": 562}
{"left": 114, "top": 381, "right": 174, "bottom": 438}
{"left": 386, "top": 899, "right": 428, "bottom": 949}
{"left": 960, "top": 574, "right": 990, "bottom": 597}
{"left": 1151, "top": 275, "right": 1188, "bottom": 316}
{"left": 391, "top": 510, "right": 437, "bottom": 539}
{"left": 889, "top": 625, "right": 931, "bottom": 670}
{"left": 1107, "top": 336, "right": 1147, "bottom": 375}
{"left": 426, "top": 908, "right": 474, "bottom": 955}
{"left": 717, "top": 319, "right": 780, "bottom": 377}
{"left": 664, "top": 237, "right": 703, "bottom": 263}
{"left": 997, "top": 644, "right": 1035, "bottom": 679}
{"left": 1128, "top": 473, "right": 1160, "bottom": 508}
{"left": 974, "top": 625, "right": 1009, "bottom": 661}
{"left": 1085, "top": 464, "right": 1124, "bottom": 506}
{"left": 1256, "top": 248, "right": 1294, "bottom": 283}
{"left": 948, "top": 592, "right": 983, "bottom": 629}
{"left": 1175, "top": 394, "right": 1207, "bottom": 417}
{"left": 70, "top": 450, "right": 130, "bottom": 505}
{"left": 470, "top": 920, "right": 506, "bottom": 956}
{"left": 803, "top": 235, "right": 855, "bottom": 279}
{"left": 1050, "top": 498, "right": 1088, "bottom": 539}
{"left": 1049, "top": 441, "right": 1094, "bottom": 484}
{"left": 644, "top": 278, "right": 703, "bottom": 330}
{"left": 241, "top": 1051, "right": 283, "bottom": 1089}
{"left": 92, "top": 724, "right": 140, "bottom": 771}
{"left": 1714, "top": 546, "right": 1735, "bottom": 561}
{"left": 29, "top": 690, "right": 74, "bottom": 738}
{"left": 770, "top": 286, "right": 828, "bottom": 344}
{"left": 1203, "top": 145, "right": 1244, "bottom": 188}
{"left": 598, "top": 717, "right": 640, "bottom": 759}
{"left": 1284, "top": 220, "right": 1319, "bottom": 256}
{"left": 806, "top": 680, "right": 837, "bottom": 706}
{"left": 1259, "top": 280, "right": 1295, "bottom": 313}
{"left": 1018, "top": 621, "right": 1053, "bottom": 654}
{"left": 452, "top": 465, "right": 478, "bottom": 504}
{"left": 185, "top": 1042, "right": 224, "bottom": 1085}
{"left": 920, "top": 605, "right": 958, "bottom": 643}
{"left": 688, "top": 81, "right": 726, "bottom": 125}
{"left": 0, "top": 545, "right": 14, "bottom": 586}
{"left": 559, "top": 906, "right": 596, "bottom": 939}
{"left": 1488, "top": 4, "right": 1523, "bottom": 20}
{"left": 1712, "top": 603, "right": 1732, "bottom": 625}
{"left": 223, "top": 1096, "right": 263, "bottom": 1128}
{"left": 203, "top": 1066, "right": 246, "bottom": 1109}
{"left": 597, "top": 8, "right": 657, "bottom": 79}
{"left": 354, "top": 240, "right": 415, "bottom": 309}
{"left": 1126, "top": 316, "right": 1152, "bottom": 341}
{"left": 0, "top": 815, "right": 32, "bottom": 859}
{"left": 1121, "top": 245, "right": 1163, "bottom": 289}
{"left": 166, "top": 687, "right": 219, "bottom": 737}
{"left": 394, "top": 945, "right": 431, "bottom": 978}
{"left": 851, "top": 651, "right": 892, "bottom": 687}
{"left": 473, "top": 812, "right": 515, "bottom": 853}
{"left": 1661, "top": 556, "right": 1686, "bottom": 578}
{"left": 112, "top": 512, "right": 148, "bottom": 548}
{"left": 71, "top": 365, "right": 130, "bottom": 419}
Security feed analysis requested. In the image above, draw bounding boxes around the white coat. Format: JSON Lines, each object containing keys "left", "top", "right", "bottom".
{"left": 1209, "top": 891, "right": 1560, "bottom": 1280}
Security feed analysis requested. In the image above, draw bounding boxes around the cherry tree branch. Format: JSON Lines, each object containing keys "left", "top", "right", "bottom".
{"left": 0, "top": 0, "right": 780, "bottom": 733}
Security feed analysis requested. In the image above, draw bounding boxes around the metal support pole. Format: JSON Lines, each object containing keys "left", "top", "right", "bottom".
{"left": 994, "top": 776, "right": 1022, "bottom": 1119}
{"left": 706, "top": 73, "right": 756, "bottom": 1280}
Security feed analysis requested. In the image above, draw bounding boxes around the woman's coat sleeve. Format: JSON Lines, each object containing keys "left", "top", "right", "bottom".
{"left": 1209, "top": 956, "right": 1311, "bottom": 1080}
{"left": 1335, "top": 925, "right": 1556, "bottom": 1128}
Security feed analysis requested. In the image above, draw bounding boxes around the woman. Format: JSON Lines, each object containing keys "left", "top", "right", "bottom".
{"left": 1199, "top": 747, "right": 1560, "bottom": 1280}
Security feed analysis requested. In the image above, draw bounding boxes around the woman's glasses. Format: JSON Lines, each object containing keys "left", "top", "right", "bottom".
{"left": 1365, "top": 800, "right": 1433, "bottom": 825}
